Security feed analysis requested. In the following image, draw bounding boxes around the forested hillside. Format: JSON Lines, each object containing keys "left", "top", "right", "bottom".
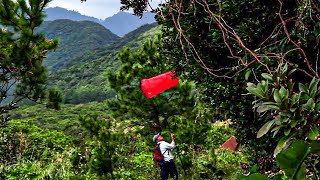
{"left": 62, "top": 23, "right": 159, "bottom": 68}
{"left": 47, "top": 24, "right": 160, "bottom": 104}
{"left": 1, "top": 0, "right": 319, "bottom": 179}
{"left": 36, "top": 19, "right": 119, "bottom": 71}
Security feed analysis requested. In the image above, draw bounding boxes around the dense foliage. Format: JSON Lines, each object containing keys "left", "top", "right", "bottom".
{"left": 3, "top": 41, "right": 249, "bottom": 179}
{"left": 121, "top": 0, "right": 320, "bottom": 177}
{"left": 0, "top": 0, "right": 62, "bottom": 115}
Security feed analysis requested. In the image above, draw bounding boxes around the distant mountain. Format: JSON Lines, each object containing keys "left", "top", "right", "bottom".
{"left": 101, "top": 11, "right": 156, "bottom": 37}
{"left": 66, "top": 22, "right": 159, "bottom": 68}
{"left": 44, "top": 7, "right": 156, "bottom": 36}
{"left": 48, "top": 26, "right": 161, "bottom": 104}
{"left": 44, "top": 7, "right": 101, "bottom": 23}
{"left": 36, "top": 19, "right": 119, "bottom": 71}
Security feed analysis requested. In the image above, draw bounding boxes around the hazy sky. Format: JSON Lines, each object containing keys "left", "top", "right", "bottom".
{"left": 48, "top": 0, "right": 161, "bottom": 20}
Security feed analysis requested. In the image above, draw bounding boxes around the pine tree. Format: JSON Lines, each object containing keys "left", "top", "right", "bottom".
{"left": 106, "top": 37, "right": 196, "bottom": 132}
{"left": 0, "top": 0, "right": 61, "bottom": 117}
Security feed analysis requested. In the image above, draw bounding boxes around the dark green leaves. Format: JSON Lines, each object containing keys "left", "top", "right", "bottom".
{"left": 246, "top": 81, "right": 268, "bottom": 98}
{"left": 257, "top": 120, "right": 275, "bottom": 138}
{"left": 307, "top": 126, "right": 319, "bottom": 140}
{"left": 276, "top": 140, "right": 310, "bottom": 179}
{"left": 273, "top": 89, "right": 281, "bottom": 104}
{"left": 261, "top": 73, "right": 273, "bottom": 81}
{"left": 0, "top": 0, "right": 58, "bottom": 114}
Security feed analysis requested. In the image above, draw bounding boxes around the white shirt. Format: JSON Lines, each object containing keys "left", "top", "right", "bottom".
{"left": 158, "top": 141, "right": 176, "bottom": 161}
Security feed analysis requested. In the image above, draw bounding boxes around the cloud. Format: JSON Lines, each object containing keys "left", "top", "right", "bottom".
{"left": 48, "top": 0, "right": 161, "bottom": 20}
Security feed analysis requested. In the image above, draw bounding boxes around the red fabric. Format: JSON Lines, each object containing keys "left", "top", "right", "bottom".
{"left": 219, "top": 136, "right": 238, "bottom": 151}
{"left": 153, "top": 145, "right": 164, "bottom": 162}
{"left": 141, "top": 71, "right": 179, "bottom": 99}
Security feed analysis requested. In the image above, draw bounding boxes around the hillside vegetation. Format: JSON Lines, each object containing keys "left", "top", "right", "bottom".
{"left": 1, "top": 0, "right": 319, "bottom": 179}
{"left": 37, "top": 19, "right": 119, "bottom": 71}
{"left": 64, "top": 23, "right": 159, "bottom": 68}
{"left": 47, "top": 25, "right": 160, "bottom": 104}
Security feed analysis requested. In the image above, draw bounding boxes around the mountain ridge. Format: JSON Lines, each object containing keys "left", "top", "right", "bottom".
{"left": 44, "top": 7, "right": 156, "bottom": 36}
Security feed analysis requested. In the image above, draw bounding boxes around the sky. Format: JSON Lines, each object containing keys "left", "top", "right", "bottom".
{"left": 48, "top": 0, "right": 161, "bottom": 20}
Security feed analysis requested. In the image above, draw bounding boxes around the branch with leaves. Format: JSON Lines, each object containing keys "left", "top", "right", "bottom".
{"left": 0, "top": 0, "right": 62, "bottom": 116}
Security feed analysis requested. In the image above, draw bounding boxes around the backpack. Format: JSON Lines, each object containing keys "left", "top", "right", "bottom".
{"left": 153, "top": 143, "right": 167, "bottom": 163}
{"left": 153, "top": 144, "right": 164, "bottom": 162}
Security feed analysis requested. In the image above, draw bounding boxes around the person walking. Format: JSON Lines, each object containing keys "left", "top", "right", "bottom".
{"left": 153, "top": 132, "right": 178, "bottom": 180}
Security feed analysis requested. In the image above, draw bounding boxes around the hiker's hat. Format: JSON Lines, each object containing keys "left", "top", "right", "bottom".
{"left": 153, "top": 133, "right": 161, "bottom": 142}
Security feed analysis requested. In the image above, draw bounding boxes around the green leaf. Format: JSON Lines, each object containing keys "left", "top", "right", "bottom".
{"left": 303, "top": 98, "right": 315, "bottom": 111}
{"left": 279, "top": 87, "right": 288, "bottom": 99}
{"left": 257, "top": 120, "right": 275, "bottom": 138}
{"left": 284, "top": 129, "right": 291, "bottom": 136}
{"left": 310, "top": 141, "right": 320, "bottom": 153}
{"left": 253, "top": 102, "right": 263, "bottom": 109}
{"left": 276, "top": 140, "right": 310, "bottom": 179}
{"left": 249, "top": 165, "right": 259, "bottom": 173}
{"left": 273, "top": 129, "right": 280, "bottom": 138}
{"left": 271, "top": 125, "right": 284, "bottom": 132}
{"left": 291, "top": 92, "right": 301, "bottom": 105}
{"left": 261, "top": 102, "right": 278, "bottom": 106}
{"left": 307, "top": 126, "right": 319, "bottom": 140}
{"left": 247, "top": 82, "right": 256, "bottom": 88}
{"left": 274, "top": 135, "right": 292, "bottom": 156}
{"left": 309, "top": 77, "right": 319, "bottom": 98}
{"left": 247, "top": 87, "right": 264, "bottom": 98}
{"left": 239, "top": 173, "right": 270, "bottom": 180}
{"left": 280, "top": 117, "right": 289, "bottom": 123}
{"left": 273, "top": 89, "right": 282, "bottom": 103}
{"left": 279, "top": 112, "right": 291, "bottom": 118}
{"left": 267, "top": 105, "right": 280, "bottom": 110}
{"left": 288, "top": 69, "right": 297, "bottom": 76}
{"left": 256, "top": 105, "right": 270, "bottom": 113}
{"left": 295, "top": 163, "right": 307, "bottom": 180}
{"left": 315, "top": 102, "right": 320, "bottom": 111}
{"left": 299, "top": 83, "right": 307, "bottom": 93}
{"left": 245, "top": 70, "right": 251, "bottom": 81}
{"left": 290, "top": 107, "right": 297, "bottom": 112}
{"left": 261, "top": 73, "right": 273, "bottom": 81}
{"left": 272, "top": 174, "right": 285, "bottom": 180}
{"left": 283, "top": 63, "right": 288, "bottom": 73}
{"left": 290, "top": 121, "right": 298, "bottom": 128}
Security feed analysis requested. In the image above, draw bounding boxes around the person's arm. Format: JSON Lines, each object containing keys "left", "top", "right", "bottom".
{"left": 160, "top": 134, "right": 177, "bottom": 150}
{"left": 163, "top": 133, "right": 176, "bottom": 149}
{"left": 171, "top": 133, "right": 175, "bottom": 143}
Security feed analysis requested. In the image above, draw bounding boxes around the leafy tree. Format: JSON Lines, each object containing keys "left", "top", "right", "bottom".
{"left": 246, "top": 64, "right": 320, "bottom": 178}
{"left": 121, "top": 0, "right": 320, "bottom": 173}
{"left": 0, "top": 0, "right": 61, "bottom": 117}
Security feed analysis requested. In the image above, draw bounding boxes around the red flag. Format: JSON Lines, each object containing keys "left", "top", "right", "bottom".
{"left": 140, "top": 71, "right": 179, "bottom": 99}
